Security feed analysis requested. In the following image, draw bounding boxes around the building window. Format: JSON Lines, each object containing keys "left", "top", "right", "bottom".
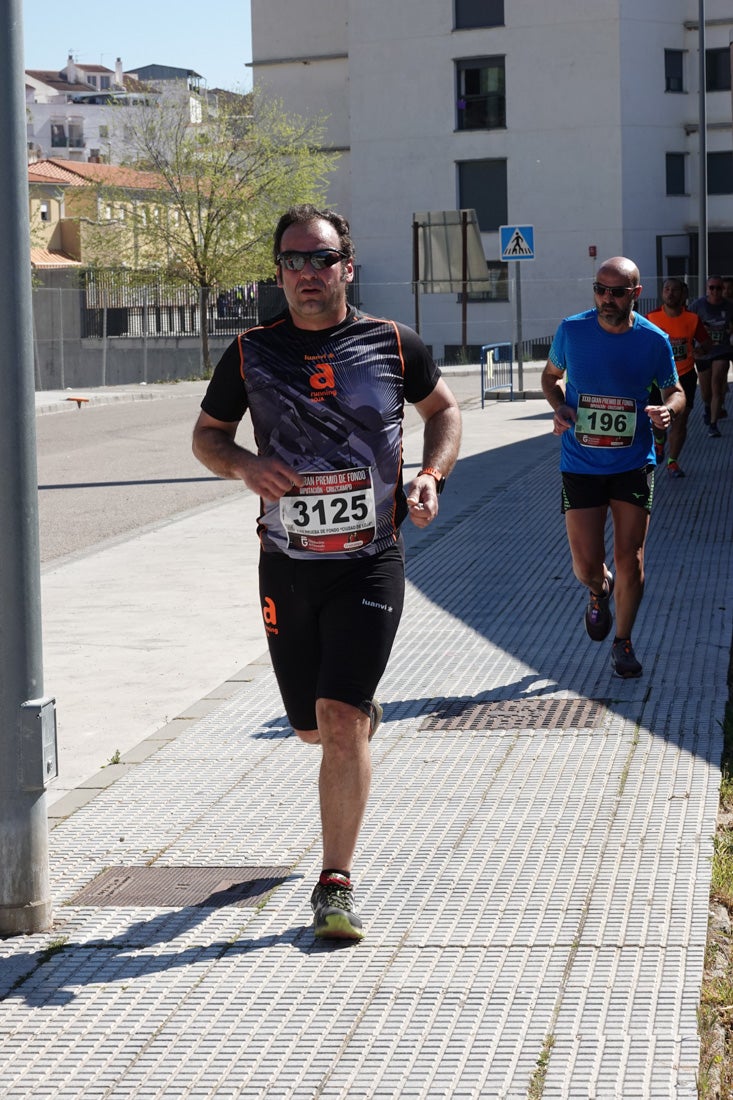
{"left": 99, "top": 124, "right": 109, "bottom": 140}
{"left": 665, "top": 49, "right": 685, "bottom": 93}
{"left": 68, "top": 121, "right": 84, "bottom": 149}
{"left": 456, "top": 57, "right": 505, "bottom": 130}
{"left": 706, "top": 48, "right": 731, "bottom": 92}
{"left": 708, "top": 151, "right": 733, "bottom": 194}
{"left": 100, "top": 75, "right": 111, "bottom": 90}
{"left": 39, "top": 202, "right": 50, "bottom": 222}
{"left": 457, "top": 159, "right": 507, "bottom": 231}
{"left": 455, "top": 0, "right": 504, "bottom": 30}
{"left": 50, "top": 121, "right": 67, "bottom": 148}
{"left": 666, "top": 153, "right": 686, "bottom": 195}
{"left": 465, "top": 261, "right": 509, "bottom": 301}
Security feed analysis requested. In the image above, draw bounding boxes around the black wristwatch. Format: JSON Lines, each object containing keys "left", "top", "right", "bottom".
{"left": 419, "top": 466, "right": 446, "bottom": 494}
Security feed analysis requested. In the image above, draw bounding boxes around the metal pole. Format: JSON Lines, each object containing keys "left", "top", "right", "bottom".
{"left": 461, "top": 211, "right": 468, "bottom": 349}
{"left": 698, "top": 0, "right": 708, "bottom": 294}
{"left": 412, "top": 220, "right": 421, "bottom": 335}
{"left": 0, "top": 0, "right": 52, "bottom": 935}
{"left": 515, "top": 266, "right": 524, "bottom": 394}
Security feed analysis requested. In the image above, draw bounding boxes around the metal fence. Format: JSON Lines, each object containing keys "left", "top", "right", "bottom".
{"left": 79, "top": 271, "right": 361, "bottom": 339}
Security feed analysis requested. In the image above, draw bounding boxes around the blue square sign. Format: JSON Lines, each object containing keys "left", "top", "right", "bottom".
{"left": 500, "top": 225, "right": 535, "bottom": 261}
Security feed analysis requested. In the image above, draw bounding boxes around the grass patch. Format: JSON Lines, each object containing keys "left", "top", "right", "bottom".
{"left": 699, "top": 702, "right": 733, "bottom": 1099}
{"left": 528, "top": 1034, "right": 555, "bottom": 1098}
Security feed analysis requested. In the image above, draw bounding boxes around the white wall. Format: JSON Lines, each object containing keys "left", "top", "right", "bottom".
{"left": 252, "top": 0, "right": 733, "bottom": 354}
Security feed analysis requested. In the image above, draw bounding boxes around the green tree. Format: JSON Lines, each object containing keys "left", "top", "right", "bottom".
{"left": 93, "top": 87, "right": 338, "bottom": 371}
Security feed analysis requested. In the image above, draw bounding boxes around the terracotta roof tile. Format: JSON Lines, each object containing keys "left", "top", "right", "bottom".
{"left": 30, "top": 248, "right": 83, "bottom": 268}
{"left": 28, "top": 158, "right": 165, "bottom": 191}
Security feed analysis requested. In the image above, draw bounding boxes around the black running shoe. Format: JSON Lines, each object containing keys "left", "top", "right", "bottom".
{"left": 584, "top": 572, "right": 614, "bottom": 641}
{"left": 611, "top": 638, "right": 643, "bottom": 678}
{"left": 311, "top": 873, "right": 364, "bottom": 941}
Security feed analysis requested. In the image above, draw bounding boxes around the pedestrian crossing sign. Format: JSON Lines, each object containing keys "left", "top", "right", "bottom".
{"left": 500, "top": 225, "right": 535, "bottom": 261}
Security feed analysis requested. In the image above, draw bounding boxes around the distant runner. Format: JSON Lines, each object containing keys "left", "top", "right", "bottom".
{"left": 541, "top": 256, "right": 683, "bottom": 678}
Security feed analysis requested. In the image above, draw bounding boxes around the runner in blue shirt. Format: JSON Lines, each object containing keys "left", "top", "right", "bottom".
{"left": 541, "top": 256, "right": 684, "bottom": 679}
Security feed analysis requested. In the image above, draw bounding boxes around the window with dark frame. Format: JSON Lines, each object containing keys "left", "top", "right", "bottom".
{"left": 463, "top": 261, "right": 509, "bottom": 302}
{"left": 708, "top": 151, "right": 733, "bottom": 195}
{"left": 457, "top": 159, "right": 508, "bottom": 231}
{"left": 455, "top": 0, "right": 504, "bottom": 30}
{"left": 706, "top": 47, "right": 731, "bottom": 92}
{"left": 456, "top": 57, "right": 505, "bottom": 130}
{"left": 664, "top": 49, "right": 685, "bottom": 92}
{"left": 665, "top": 153, "right": 686, "bottom": 196}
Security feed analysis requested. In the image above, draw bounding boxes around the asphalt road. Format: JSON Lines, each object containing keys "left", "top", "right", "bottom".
{"left": 36, "top": 386, "right": 244, "bottom": 563}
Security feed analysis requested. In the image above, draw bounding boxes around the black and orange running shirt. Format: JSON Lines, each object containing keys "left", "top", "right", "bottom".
{"left": 200, "top": 307, "right": 441, "bottom": 559}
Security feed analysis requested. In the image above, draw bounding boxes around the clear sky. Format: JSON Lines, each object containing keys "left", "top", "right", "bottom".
{"left": 22, "top": 0, "right": 253, "bottom": 91}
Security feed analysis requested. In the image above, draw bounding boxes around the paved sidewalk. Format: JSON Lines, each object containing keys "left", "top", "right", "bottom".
{"left": 1, "top": 374, "right": 731, "bottom": 1097}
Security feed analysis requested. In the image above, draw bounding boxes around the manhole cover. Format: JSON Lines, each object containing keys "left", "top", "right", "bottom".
{"left": 421, "top": 697, "right": 612, "bottom": 731}
{"left": 70, "top": 865, "right": 291, "bottom": 908}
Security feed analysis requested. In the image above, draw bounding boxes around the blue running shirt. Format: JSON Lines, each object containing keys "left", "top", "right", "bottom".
{"left": 548, "top": 309, "right": 677, "bottom": 474}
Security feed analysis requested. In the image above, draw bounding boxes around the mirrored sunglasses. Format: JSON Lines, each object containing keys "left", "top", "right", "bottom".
{"left": 277, "top": 249, "right": 347, "bottom": 271}
{"left": 592, "top": 282, "right": 635, "bottom": 299}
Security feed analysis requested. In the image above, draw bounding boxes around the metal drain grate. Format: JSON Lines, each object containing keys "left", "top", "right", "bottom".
{"left": 70, "top": 865, "right": 292, "bottom": 908}
{"left": 421, "top": 697, "right": 612, "bottom": 731}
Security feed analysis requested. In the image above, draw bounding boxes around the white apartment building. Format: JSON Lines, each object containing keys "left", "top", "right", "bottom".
{"left": 25, "top": 56, "right": 207, "bottom": 166}
{"left": 251, "top": 0, "right": 733, "bottom": 356}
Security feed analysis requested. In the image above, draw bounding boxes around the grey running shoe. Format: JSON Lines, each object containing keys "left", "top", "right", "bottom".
{"left": 368, "top": 699, "right": 383, "bottom": 742}
{"left": 709, "top": 423, "right": 722, "bottom": 438}
{"left": 611, "top": 638, "right": 643, "bottom": 678}
{"left": 584, "top": 572, "right": 614, "bottom": 641}
{"left": 311, "top": 873, "right": 364, "bottom": 941}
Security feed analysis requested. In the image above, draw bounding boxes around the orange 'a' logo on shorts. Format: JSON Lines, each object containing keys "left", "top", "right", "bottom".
{"left": 262, "top": 596, "right": 277, "bottom": 627}
{"left": 309, "top": 363, "right": 336, "bottom": 393}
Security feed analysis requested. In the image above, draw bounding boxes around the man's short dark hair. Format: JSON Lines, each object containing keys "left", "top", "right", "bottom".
{"left": 663, "top": 277, "right": 688, "bottom": 296}
{"left": 273, "top": 204, "right": 355, "bottom": 264}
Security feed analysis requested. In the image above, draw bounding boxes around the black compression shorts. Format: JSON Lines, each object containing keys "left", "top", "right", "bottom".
{"left": 679, "top": 369, "right": 697, "bottom": 409}
{"left": 561, "top": 465, "right": 655, "bottom": 513}
{"left": 258, "top": 544, "right": 405, "bottom": 731}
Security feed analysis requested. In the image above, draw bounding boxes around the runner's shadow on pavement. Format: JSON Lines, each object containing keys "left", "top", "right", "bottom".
{"left": 5, "top": 913, "right": 355, "bottom": 1007}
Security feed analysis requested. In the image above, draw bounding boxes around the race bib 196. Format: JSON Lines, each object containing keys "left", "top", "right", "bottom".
{"left": 574, "top": 393, "right": 636, "bottom": 448}
{"left": 279, "top": 467, "right": 376, "bottom": 553}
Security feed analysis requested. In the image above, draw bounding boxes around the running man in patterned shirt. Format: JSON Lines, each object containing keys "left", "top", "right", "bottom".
{"left": 192, "top": 205, "right": 461, "bottom": 940}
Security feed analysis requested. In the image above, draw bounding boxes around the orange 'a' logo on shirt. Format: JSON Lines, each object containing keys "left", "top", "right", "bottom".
{"left": 309, "top": 363, "right": 336, "bottom": 393}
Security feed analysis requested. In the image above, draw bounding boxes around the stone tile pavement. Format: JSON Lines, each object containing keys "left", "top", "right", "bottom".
{"left": 2, "top": 380, "right": 731, "bottom": 1098}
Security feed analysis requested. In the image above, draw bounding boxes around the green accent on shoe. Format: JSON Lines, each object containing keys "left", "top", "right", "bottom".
{"left": 311, "top": 874, "right": 364, "bottom": 941}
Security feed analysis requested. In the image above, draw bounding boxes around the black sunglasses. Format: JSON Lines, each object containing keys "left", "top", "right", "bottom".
{"left": 593, "top": 282, "right": 636, "bottom": 299}
{"left": 708, "top": 283, "right": 723, "bottom": 291}
{"left": 277, "top": 249, "right": 347, "bottom": 271}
